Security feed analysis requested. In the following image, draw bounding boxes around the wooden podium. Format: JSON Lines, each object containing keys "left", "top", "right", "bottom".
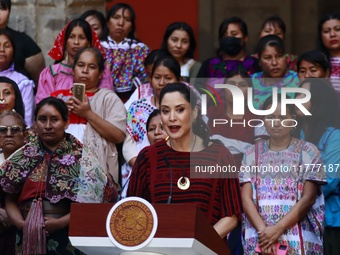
{"left": 69, "top": 203, "right": 230, "bottom": 255}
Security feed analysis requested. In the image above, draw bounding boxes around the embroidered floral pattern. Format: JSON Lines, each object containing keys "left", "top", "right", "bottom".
{"left": 240, "top": 140, "right": 326, "bottom": 255}
{"left": 0, "top": 133, "right": 109, "bottom": 203}
{"left": 208, "top": 55, "right": 258, "bottom": 78}
{"left": 102, "top": 37, "right": 149, "bottom": 93}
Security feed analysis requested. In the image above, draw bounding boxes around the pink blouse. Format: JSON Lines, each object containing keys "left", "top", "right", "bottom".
{"left": 36, "top": 62, "right": 113, "bottom": 103}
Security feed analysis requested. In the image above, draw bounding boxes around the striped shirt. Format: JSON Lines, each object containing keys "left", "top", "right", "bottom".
{"left": 127, "top": 140, "right": 243, "bottom": 225}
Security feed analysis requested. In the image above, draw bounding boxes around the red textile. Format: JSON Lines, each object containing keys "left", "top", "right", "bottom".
{"left": 48, "top": 21, "right": 105, "bottom": 61}
{"left": 127, "top": 140, "right": 243, "bottom": 225}
{"left": 50, "top": 89, "right": 95, "bottom": 124}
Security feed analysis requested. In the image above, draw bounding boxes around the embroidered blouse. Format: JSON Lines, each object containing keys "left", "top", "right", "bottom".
{"left": 128, "top": 140, "right": 243, "bottom": 225}
{"left": 36, "top": 62, "right": 113, "bottom": 104}
{"left": 239, "top": 140, "right": 326, "bottom": 255}
{"left": 251, "top": 70, "right": 299, "bottom": 110}
{"left": 101, "top": 37, "right": 149, "bottom": 93}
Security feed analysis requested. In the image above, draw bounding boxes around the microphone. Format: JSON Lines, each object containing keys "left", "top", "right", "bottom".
{"left": 163, "top": 156, "right": 172, "bottom": 204}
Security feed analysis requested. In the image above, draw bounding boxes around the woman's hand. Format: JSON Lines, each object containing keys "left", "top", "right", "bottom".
{"left": 43, "top": 217, "right": 61, "bottom": 234}
{"left": 258, "top": 225, "right": 284, "bottom": 251}
{"left": 261, "top": 242, "right": 277, "bottom": 255}
{"left": 5, "top": 194, "right": 25, "bottom": 231}
{"left": 44, "top": 213, "right": 70, "bottom": 235}
{"left": 0, "top": 208, "right": 13, "bottom": 230}
{"left": 67, "top": 96, "right": 92, "bottom": 119}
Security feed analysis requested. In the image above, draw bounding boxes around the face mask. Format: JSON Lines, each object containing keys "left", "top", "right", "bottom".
{"left": 219, "top": 36, "right": 242, "bottom": 56}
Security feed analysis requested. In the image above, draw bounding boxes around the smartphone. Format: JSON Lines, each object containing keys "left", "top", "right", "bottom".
{"left": 255, "top": 242, "right": 288, "bottom": 255}
{"left": 73, "top": 83, "right": 86, "bottom": 102}
{"left": 277, "top": 244, "right": 288, "bottom": 255}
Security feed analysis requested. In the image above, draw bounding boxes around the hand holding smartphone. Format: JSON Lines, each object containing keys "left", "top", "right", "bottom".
{"left": 73, "top": 83, "right": 86, "bottom": 102}
{"left": 255, "top": 241, "right": 288, "bottom": 255}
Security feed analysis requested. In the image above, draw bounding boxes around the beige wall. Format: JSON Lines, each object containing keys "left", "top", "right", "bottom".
{"left": 9, "top": 0, "right": 106, "bottom": 65}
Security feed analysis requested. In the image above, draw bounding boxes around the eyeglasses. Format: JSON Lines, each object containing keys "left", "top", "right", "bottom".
{"left": 0, "top": 126, "right": 24, "bottom": 136}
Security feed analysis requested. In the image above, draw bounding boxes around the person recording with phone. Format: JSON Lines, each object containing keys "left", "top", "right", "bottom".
{"left": 36, "top": 18, "right": 113, "bottom": 104}
{"left": 127, "top": 83, "right": 242, "bottom": 239}
{"left": 239, "top": 95, "right": 326, "bottom": 255}
{"left": 51, "top": 47, "right": 126, "bottom": 189}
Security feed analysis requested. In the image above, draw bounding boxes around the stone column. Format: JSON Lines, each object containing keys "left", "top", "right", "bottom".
{"left": 9, "top": 0, "right": 106, "bottom": 65}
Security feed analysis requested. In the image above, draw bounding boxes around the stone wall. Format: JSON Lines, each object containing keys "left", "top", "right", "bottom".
{"left": 9, "top": 0, "right": 106, "bottom": 65}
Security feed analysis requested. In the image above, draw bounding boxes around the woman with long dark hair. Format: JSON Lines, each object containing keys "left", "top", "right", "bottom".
{"left": 197, "top": 16, "right": 260, "bottom": 79}
{"left": 80, "top": 9, "right": 108, "bottom": 41}
{"left": 0, "top": 30, "right": 34, "bottom": 127}
{"left": 1, "top": 97, "right": 117, "bottom": 255}
{"left": 241, "top": 95, "right": 326, "bottom": 255}
{"left": 128, "top": 83, "right": 242, "bottom": 239}
{"left": 101, "top": 3, "right": 149, "bottom": 102}
{"left": 36, "top": 18, "right": 113, "bottom": 103}
{"left": 161, "top": 22, "right": 201, "bottom": 82}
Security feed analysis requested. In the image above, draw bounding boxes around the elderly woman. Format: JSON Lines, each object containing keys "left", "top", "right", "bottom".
{"left": 0, "top": 97, "right": 117, "bottom": 255}
{"left": 0, "top": 111, "right": 27, "bottom": 255}
{"left": 52, "top": 47, "right": 126, "bottom": 187}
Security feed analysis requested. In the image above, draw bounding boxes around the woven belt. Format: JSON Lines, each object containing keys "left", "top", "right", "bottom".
{"left": 20, "top": 199, "right": 71, "bottom": 219}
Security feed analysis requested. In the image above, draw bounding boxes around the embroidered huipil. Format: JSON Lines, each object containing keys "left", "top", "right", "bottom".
{"left": 101, "top": 37, "right": 149, "bottom": 93}
{"left": 239, "top": 140, "right": 326, "bottom": 255}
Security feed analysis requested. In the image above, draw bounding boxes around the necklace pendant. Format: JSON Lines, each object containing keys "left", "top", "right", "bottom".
{"left": 177, "top": 176, "right": 190, "bottom": 190}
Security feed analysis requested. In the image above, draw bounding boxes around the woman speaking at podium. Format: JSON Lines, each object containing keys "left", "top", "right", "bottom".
{"left": 127, "top": 83, "right": 242, "bottom": 239}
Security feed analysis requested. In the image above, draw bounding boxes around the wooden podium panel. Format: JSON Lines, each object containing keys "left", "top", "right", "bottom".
{"left": 69, "top": 203, "right": 230, "bottom": 255}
